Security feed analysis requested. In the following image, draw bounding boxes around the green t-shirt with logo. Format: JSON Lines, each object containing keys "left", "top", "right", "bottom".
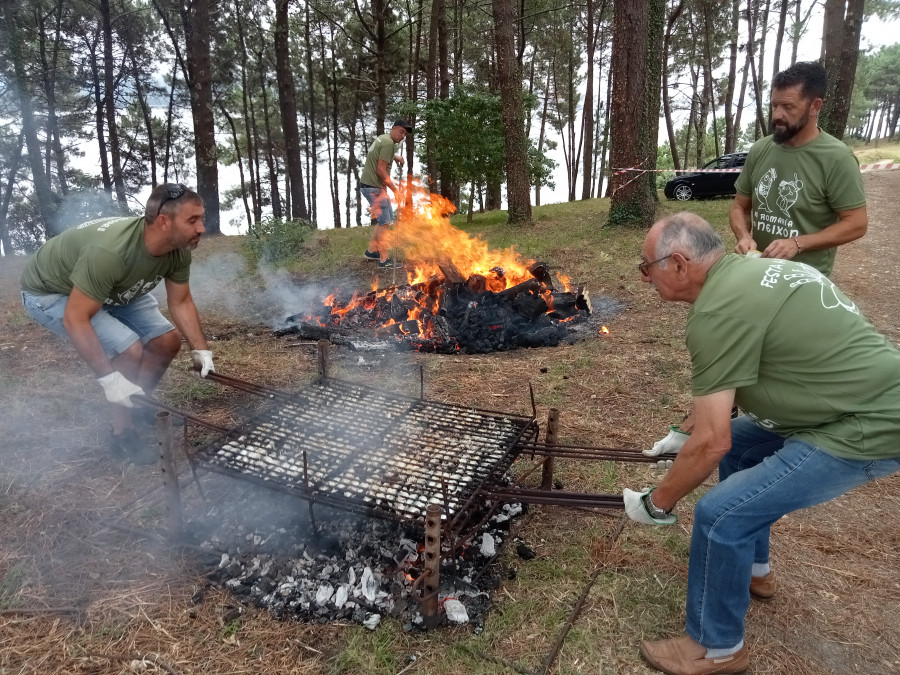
{"left": 360, "top": 133, "right": 399, "bottom": 188}
{"left": 734, "top": 131, "right": 865, "bottom": 276}
{"left": 21, "top": 216, "right": 191, "bottom": 306}
{"left": 687, "top": 254, "right": 900, "bottom": 460}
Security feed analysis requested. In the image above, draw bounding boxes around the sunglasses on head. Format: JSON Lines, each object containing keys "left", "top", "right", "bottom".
{"left": 155, "top": 184, "right": 188, "bottom": 218}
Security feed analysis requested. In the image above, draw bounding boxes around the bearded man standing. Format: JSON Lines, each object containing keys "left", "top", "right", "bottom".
{"left": 730, "top": 60, "right": 866, "bottom": 278}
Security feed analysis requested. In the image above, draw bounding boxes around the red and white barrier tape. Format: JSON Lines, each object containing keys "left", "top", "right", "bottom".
{"left": 612, "top": 161, "right": 899, "bottom": 176}
{"left": 611, "top": 166, "right": 741, "bottom": 176}
{"left": 859, "top": 161, "right": 900, "bottom": 173}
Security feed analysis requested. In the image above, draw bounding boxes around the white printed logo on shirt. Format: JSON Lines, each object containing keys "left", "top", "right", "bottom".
{"left": 776, "top": 173, "right": 803, "bottom": 217}
{"left": 758, "top": 261, "right": 858, "bottom": 314}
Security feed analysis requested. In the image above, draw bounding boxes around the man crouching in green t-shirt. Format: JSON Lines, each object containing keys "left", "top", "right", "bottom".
{"left": 20, "top": 183, "right": 215, "bottom": 464}
{"left": 626, "top": 212, "right": 900, "bottom": 675}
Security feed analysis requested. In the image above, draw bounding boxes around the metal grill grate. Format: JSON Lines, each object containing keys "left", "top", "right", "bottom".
{"left": 193, "top": 378, "right": 537, "bottom": 523}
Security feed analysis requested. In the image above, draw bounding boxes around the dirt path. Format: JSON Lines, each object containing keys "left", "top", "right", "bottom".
{"left": 833, "top": 169, "right": 900, "bottom": 340}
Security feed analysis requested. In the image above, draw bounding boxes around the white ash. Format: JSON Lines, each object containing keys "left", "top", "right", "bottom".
{"left": 185, "top": 474, "right": 525, "bottom": 631}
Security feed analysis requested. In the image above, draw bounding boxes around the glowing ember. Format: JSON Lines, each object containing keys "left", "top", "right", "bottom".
{"left": 599, "top": 326, "right": 610, "bottom": 335}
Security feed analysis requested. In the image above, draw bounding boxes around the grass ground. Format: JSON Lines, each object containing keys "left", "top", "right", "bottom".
{"left": 1, "top": 172, "right": 899, "bottom": 674}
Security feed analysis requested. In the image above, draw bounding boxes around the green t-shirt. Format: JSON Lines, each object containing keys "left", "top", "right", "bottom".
{"left": 734, "top": 131, "right": 865, "bottom": 277}
{"left": 687, "top": 254, "right": 900, "bottom": 460}
{"left": 360, "top": 133, "right": 399, "bottom": 188}
{"left": 21, "top": 216, "right": 191, "bottom": 306}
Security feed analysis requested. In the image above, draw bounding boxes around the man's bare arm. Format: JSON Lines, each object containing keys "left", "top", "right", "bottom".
{"left": 651, "top": 389, "right": 736, "bottom": 512}
{"left": 729, "top": 193, "right": 755, "bottom": 254}
{"left": 761, "top": 206, "right": 868, "bottom": 260}
{"left": 376, "top": 159, "right": 397, "bottom": 194}
{"left": 165, "top": 279, "right": 209, "bottom": 352}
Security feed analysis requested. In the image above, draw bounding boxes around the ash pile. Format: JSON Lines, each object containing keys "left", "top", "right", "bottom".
{"left": 274, "top": 262, "right": 594, "bottom": 354}
{"left": 187, "top": 476, "right": 525, "bottom": 631}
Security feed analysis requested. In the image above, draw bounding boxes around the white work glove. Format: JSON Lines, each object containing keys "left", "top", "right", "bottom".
{"left": 97, "top": 371, "right": 145, "bottom": 408}
{"left": 644, "top": 425, "right": 690, "bottom": 457}
{"left": 191, "top": 349, "right": 215, "bottom": 378}
{"left": 623, "top": 488, "right": 677, "bottom": 526}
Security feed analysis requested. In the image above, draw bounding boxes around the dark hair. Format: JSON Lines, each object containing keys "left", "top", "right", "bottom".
{"left": 392, "top": 119, "right": 413, "bottom": 133}
{"left": 144, "top": 183, "right": 202, "bottom": 222}
{"left": 772, "top": 61, "right": 827, "bottom": 101}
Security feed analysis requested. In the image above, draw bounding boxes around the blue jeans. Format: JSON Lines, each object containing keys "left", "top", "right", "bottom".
{"left": 360, "top": 186, "right": 393, "bottom": 226}
{"left": 686, "top": 415, "right": 900, "bottom": 648}
{"left": 21, "top": 289, "right": 175, "bottom": 358}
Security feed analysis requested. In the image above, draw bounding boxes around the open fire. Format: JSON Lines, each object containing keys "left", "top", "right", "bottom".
{"left": 276, "top": 181, "right": 593, "bottom": 353}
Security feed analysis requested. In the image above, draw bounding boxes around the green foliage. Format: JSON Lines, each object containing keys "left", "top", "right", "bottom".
{"left": 409, "top": 88, "right": 557, "bottom": 192}
{"left": 655, "top": 144, "right": 676, "bottom": 189}
{"left": 422, "top": 88, "right": 507, "bottom": 187}
{"left": 244, "top": 217, "right": 316, "bottom": 265}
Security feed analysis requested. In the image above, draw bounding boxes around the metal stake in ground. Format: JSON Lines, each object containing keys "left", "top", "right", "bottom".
{"left": 316, "top": 339, "right": 330, "bottom": 381}
{"left": 421, "top": 503, "right": 442, "bottom": 627}
{"left": 156, "top": 411, "right": 183, "bottom": 538}
{"left": 541, "top": 408, "right": 560, "bottom": 490}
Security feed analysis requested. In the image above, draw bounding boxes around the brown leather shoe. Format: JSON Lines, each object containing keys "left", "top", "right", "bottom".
{"left": 640, "top": 635, "right": 749, "bottom": 675}
{"left": 750, "top": 571, "right": 776, "bottom": 600}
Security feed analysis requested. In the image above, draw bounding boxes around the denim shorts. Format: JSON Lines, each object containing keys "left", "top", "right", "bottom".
{"left": 360, "top": 186, "right": 394, "bottom": 226}
{"left": 21, "top": 289, "right": 175, "bottom": 358}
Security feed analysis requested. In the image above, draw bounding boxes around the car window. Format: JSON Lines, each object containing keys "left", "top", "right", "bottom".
{"left": 731, "top": 155, "right": 746, "bottom": 168}
{"left": 703, "top": 157, "right": 731, "bottom": 170}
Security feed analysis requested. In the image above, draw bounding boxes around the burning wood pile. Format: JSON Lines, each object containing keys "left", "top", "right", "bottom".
{"left": 275, "top": 184, "right": 593, "bottom": 353}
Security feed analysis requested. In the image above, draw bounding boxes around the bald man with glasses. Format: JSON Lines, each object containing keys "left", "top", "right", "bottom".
{"left": 627, "top": 212, "right": 900, "bottom": 675}
{"left": 20, "top": 183, "right": 215, "bottom": 464}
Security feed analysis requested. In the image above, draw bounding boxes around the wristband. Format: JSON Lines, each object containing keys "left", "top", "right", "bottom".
{"left": 793, "top": 237, "right": 802, "bottom": 252}
{"left": 642, "top": 489, "right": 671, "bottom": 520}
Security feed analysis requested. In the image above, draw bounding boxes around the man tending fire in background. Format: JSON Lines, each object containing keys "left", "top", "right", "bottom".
{"left": 360, "top": 119, "right": 413, "bottom": 269}
{"left": 649, "top": 60, "right": 867, "bottom": 459}
{"left": 20, "top": 183, "right": 216, "bottom": 464}
{"left": 625, "top": 212, "right": 900, "bottom": 675}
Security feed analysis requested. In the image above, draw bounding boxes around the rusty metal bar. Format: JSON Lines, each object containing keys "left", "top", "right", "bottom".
{"left": 485, "top": 487, "right": 624, "bottom": 509}
{"left": 515, "top": 440, "right": 674, "bottom": 463}
{"left": 156, "top": 412, "right": 183, "bottom": 538}
{"left": 201, "top": 371, "right": 285, "bottom": 398}
{"left": 421, "top": 504, "right": 442, "bottom": 628}
{"left": 133, "top": 395, "right": 229, "bottom": 433}
{"left": 303, "top": 450, "right": 317, "bottom": 534}
{"left": 540, "top": 408, "right": 559, "bottom": 490}
{"left": 317, "top": 340, "right": 330, "bottom": 380}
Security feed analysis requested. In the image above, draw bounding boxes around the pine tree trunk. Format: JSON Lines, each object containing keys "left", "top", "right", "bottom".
{"left": 303, "top": 0, "right": 317, "bottom": 223}
{"left": 492, "top": 0, "right": 532, "bottom": 224}
{"left": 182, "top": 0, "right": 221, "bottom": 234}
{"left": 0, "top": 130, "right": 24, "bottom": 254}
{"left": 100, "top": 0, "right": 128, "bottom": 208}
{"left": 275, "top": 0, "right": 309, "bottom": 221}
{"left": 723, "top": 0, "right": 739, "bottom": 154}
{"left": 608, "top": 0, "right": 663, "bottom": 227}
{"left": 39, "top": 0, "right": 69, "bottom": 195}
{"left": 820, "top": 0, "right": 865, "bottom": 139}
{"left": 2, "top": 0, "right": 59, "bottom": 236}
{"left": 663, "top": 1, "right": 684, "bottom": 168}
{"left": 581, "top": 0, "right": 596, "bottom": 200}
{"left": 235, "top": 3, "right": 260, "bottom": 224}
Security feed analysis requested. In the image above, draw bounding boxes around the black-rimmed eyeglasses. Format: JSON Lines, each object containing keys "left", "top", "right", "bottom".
{"left": 155, "top": 184, "right": 188, "bottom": 217}
{"left": 638, "top": 253, "right": 690, "bottom": 276}
{"left": 638, "top": 254, "right": 674, "bottom": 276}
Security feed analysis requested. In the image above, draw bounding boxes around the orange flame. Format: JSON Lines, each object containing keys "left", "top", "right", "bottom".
{"left": 389, "top": 179, "right": 538, "bottom": 289}
{"left": 599, "top": 326, "right": 610, "bottom": 335}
